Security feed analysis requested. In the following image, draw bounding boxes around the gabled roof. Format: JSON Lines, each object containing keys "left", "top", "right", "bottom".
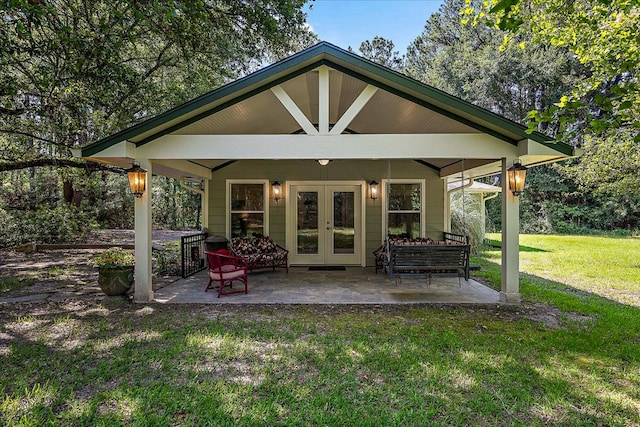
{"left": 82, "top": 42, "right": 573, "bottom": 158}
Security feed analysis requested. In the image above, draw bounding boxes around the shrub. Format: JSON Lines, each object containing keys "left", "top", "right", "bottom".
{"left": 93, "top": 247, "right": 135, "bottom": 268}
{"left": 0, "top": 205, "right": 100, "bottom": 248}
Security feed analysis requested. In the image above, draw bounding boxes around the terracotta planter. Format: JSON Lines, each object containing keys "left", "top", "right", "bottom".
{"left": 98, "top": 266, "right": 134, "bottom": 296}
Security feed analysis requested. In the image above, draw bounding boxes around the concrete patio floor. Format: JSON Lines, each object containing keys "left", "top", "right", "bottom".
{"left": 153, "top": 267, "right": 500, "bottom": 304}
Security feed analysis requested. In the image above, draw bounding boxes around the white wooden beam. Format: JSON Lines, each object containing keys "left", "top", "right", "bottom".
{"left": 133, "top": 133, "right": 518, "bottom": 160}
{"left": 318, "top": 66, "right": 330, "bottom": 135}
{"left": 271, "top": 85, "right": 318, "bottom": 135}
{"left": 439, "top": 159, "right": 497, "bottom": 177}
{"left": 153, "top": 159, "right": 212, "bottom": 180}
{"left": 330, "top": 84, "right": 378, "bottom": 135}
{"left": 89, "top": 140, "right": 137, "bottom": 158}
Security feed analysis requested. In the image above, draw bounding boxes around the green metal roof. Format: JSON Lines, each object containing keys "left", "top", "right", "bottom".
{"left": 82, "top": 41, "right": 573, "bottom": 157}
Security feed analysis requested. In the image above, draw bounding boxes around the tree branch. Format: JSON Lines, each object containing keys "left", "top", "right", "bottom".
{"left": 0, "top": 158, "right": 124, "bottom": 173}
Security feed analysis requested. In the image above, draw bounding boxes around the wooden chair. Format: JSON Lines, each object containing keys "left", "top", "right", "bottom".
{"left": 204, "top": 250, "right": 248, "bottom": 297}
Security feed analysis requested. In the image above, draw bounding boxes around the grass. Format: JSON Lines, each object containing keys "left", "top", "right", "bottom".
{"left": 480, "top": 233, "right": 640, "bottom": 306}
{"left": 0, "top": 277, "right": 34, "bottom": 293}
{"left": 1, "top": 234, "right": 640, "bottom": 425}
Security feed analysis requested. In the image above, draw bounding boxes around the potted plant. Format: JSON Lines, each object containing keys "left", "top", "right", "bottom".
{"left": 93, "top": 247, "right": 135, "bottom": 296}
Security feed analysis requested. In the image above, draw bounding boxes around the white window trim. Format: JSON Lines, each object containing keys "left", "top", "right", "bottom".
{"left": 226, "top": 179, "right": 269, "bottom": 238}
{"left": 381, "top": 179, "right": 426, "bottom": 238}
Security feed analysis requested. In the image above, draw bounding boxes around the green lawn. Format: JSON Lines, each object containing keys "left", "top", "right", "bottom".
{"left": 480, "top": 233, "right": 640, "bottom": 307}
{"left": 1, "top": 235, "right": 640, "bottom": 426}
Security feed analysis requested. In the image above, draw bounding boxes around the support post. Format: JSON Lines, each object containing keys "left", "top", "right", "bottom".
{"left": 134, "top": 159, "right": 154, "bottom": 302}
{"left": 202, "top": 179, "right": 209, "bottom": 229}
{"left": 500, "top": 158, "right": 521, "bottom": 303}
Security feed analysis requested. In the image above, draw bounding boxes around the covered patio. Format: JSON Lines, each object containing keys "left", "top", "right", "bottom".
{"left": 154, "top": 267, "right": 499, "bottom": 304}
{"left": 79, "top": 42, "right": 578, "bottom": 305}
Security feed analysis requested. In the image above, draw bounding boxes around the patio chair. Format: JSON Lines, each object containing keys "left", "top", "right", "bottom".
{"left": 204, "top": 249, "right": 249, "bottom": 297}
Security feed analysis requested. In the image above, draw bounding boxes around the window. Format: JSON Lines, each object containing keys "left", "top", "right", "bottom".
{"left": 385, "top": 181, "right": 423, "bottom": 238}
{"left": 228, "top": 182, "right": 267, "bottom": 237}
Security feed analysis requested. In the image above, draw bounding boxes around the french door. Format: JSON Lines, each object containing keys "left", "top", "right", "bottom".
{"left": 288, "top": 183, "right": 363, "bottom": 265}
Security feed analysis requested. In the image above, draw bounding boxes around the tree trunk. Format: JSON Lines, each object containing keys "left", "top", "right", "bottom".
{"left": 63, "top": 180, "right": 74, "bottom": 204}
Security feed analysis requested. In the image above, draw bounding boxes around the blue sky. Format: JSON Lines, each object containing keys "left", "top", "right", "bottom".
{"left": 304, "top": 0, "right": 445, "bottom": 53}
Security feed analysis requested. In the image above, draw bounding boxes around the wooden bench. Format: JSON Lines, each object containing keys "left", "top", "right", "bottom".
{"left": 374, "top": 232, "right": 470, "bottom": 274}
{"left": 387, "top": 244, "right": 470, "bottom": 286}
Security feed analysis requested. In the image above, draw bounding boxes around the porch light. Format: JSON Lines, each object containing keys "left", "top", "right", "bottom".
{"left": 317, "top": 160, "right": 330, "bottom": 166}
{"left": 369, "top": 180, "right": 379, "bottom": 200}
{"left": 507, "top": 160, "right": 527, "bottom": 196}
{"left": 126, "top": 163, "right": 147, "bottom": 198}
{"left": 271, "top": 181, "right": 282, "bottom": 203}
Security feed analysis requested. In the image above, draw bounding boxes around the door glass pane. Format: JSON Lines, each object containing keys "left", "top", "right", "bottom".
{"left": 297, "top": 192, "right": 318, "bottom": 254}
{"left": 231, "top": 213, "right": 264, "bottom": 237}
{"left": 333, "top": 191, "right": 355, "bottom": 254}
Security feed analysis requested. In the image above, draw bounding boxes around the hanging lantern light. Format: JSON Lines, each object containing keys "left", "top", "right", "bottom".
{"left": 271, "top": 181, "right": 282, "bottom": 204}
{"left": 507, "top": 160, "right": 527, "bottom": 196}
{"left": 369, "top": 180, "right": 379, "bottom": 200}
{"left": 126, "top": 163, "right": 147, "bottom": 198}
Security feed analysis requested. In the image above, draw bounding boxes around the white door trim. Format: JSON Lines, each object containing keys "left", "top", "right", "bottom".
{"left": 286, "top": 180, "right": 366, "bottom": 266}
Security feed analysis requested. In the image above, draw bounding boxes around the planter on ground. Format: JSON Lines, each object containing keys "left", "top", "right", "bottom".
{"left": 98, "top": 266, "right": 134, "bottom": 296}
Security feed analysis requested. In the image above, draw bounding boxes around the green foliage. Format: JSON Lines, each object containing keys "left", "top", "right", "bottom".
{"left": 450, "top": 192, "right": 484, "bottom": 252}
{"left": 92, "top": 247, "right": 135, "bottom": 268}
{"left": 405, "top": 0, "right": 577, "bottom": 125}
{"left": 0, "top": 276, "right": 34, "bottom": 293}
{"left": 3, "top": 236, "right": 640, "bottom": 426}
{"left": 560, "top": 131, "right": 640, "bottom": 197}
{"left": 0, "top": 204, "right": 99, "bottom": 247}
{"left": 0, "top": 0, "right": 313, "bottom": 239}
{"left": 153, "top": 241, "right": 181, "bottom": 276}
{"left": 351, "top": 36, "right": 405, "bottom": 70}
{"left": 464, "top": 0, "right": 640, "bottom": 143}
{"left": 409, "top": 0, "right": 640, "bottom": 234}
{"left": 152, "top": 177, "right": 202, "bottom": 230}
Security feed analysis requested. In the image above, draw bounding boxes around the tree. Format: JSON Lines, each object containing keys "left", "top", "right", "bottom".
{"left": 406, "top": 0, "right": 578, "bottom": 126}
{"left": 463, "top": 0, "right": 640, "bottom": 143}
{"left": 0, "top": 0, "right": 312, "bottom": 171}
{"left": 408, "top": 0, "right": 640, "bottom": 233}
{"left": 351, "top": 36, "right": 405, "bottom": 70}
{"left": 0, "top": 0, "right": 314, "bottom": 243}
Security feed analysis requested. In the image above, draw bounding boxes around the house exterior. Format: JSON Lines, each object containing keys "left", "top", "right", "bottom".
{"left": 80, "top": 42, "right": 578, "bottom": 304}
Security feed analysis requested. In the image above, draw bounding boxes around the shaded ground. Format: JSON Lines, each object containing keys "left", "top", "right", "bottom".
{"left": 0, "top": 229, "right": 593, "bottom": 330}
{"left": 0, "top": 229, "right": 195, "bottom": 303}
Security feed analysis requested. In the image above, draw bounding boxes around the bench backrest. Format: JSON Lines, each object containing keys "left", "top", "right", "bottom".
{"left": 442, "top": 232, "right": 469, "bottom": 245}
{"left": 390, "top": 244, "right": 469, "bottom": 270}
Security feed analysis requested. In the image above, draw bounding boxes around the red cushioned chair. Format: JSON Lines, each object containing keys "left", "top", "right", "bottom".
{"left": 204, "top": 249, "right": 248, "bottom": 298}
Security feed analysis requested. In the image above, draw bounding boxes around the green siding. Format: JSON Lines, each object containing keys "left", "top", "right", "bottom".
{"left": 207, "top": 160, "right": 445, "bottom": 266}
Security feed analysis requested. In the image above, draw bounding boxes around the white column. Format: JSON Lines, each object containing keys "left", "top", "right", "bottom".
{"left": 201, "top": 179, "right": 210, "bottom": 230}
{"left": 500, "top": 157, "right": 521, "bottom": 303}
{"left": 134, "top": 159, "right": 154, "bottom": 302}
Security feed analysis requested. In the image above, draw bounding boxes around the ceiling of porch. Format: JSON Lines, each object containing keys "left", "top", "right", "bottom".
{"left": 173, "top": 69, "right": 481, "bottom": 136}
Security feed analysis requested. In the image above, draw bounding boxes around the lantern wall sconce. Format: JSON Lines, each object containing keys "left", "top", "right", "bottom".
{"left": 507, "top": 159, "right": 527, "bottom": 196}
{"left": 126, "top": 163, "right": 147, "bottom": 198}
{"left": 271, "top": 181, "right": 282, "bottom": 204}
{"left": 369, "top": 180, "right": 379, "bottom": 200}
{"left": 317, "top": 159, "right": 331, "bottom": 166}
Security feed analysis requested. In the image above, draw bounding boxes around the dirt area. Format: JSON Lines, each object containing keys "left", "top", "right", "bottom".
{"left": 0, "top": 229, "right": 195, "bottom": 303}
